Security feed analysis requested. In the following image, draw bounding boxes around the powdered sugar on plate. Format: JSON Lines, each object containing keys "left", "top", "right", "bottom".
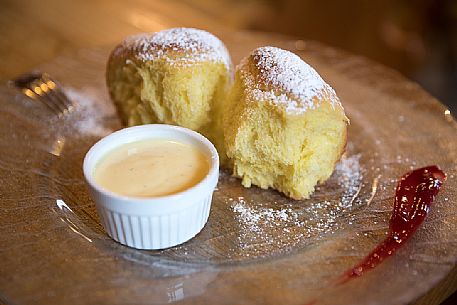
{"left": 335, "top": 154, "right": 363, "bottom": 208}
{"left": 222, "top": 153, "right": 367, "bottom": 260}
{"left": 116, "top": 28, "right": 231, "bottom": 68}
{"left": 64, "top": 87, "right": 116, "bottom": 137}
{"left": 239, "top": 46, "right": 341, "bottom": 114}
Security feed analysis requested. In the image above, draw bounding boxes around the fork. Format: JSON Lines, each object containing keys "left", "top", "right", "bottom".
{"left": 11, "top": 71, "right": 75, "bottom": 117}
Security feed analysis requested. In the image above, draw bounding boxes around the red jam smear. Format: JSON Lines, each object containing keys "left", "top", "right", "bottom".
{"left": 337, "top": 165, "right": 446, "bottom": 284}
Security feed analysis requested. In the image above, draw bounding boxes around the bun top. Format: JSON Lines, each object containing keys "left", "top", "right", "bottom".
{"left": 110, "top": 28, "right": 231, "bottom": 68}
{"left": 238, "top": 46, "right": 343, "bottom": 114}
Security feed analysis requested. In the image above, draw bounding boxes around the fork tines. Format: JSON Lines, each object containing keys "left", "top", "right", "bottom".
{"left": 13, "top": 72, "right": 75, "bottom": 117}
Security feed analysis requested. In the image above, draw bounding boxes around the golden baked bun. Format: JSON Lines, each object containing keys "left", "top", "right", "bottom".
{"left": 106, "top": 28, "right": 232, "bottom": 158}
{"left": 224, "top": 46, "right": 348, "bottom": 199}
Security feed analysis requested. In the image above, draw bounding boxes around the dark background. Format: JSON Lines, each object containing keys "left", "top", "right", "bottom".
{"left": 188, "top": 0, "right": 457, "bottom": 113}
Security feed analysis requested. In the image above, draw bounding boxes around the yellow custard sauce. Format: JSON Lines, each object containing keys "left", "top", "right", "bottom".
{"left": 94, "top": 139, "right": 210, "bottom": 197}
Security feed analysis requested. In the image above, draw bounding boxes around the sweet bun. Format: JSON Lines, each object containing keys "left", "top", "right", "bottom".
{"left": 106, "top": 28, "right": 232, "bottom": 157}
{"left": 223, "top": 46, "right": 348, "bottom": 199}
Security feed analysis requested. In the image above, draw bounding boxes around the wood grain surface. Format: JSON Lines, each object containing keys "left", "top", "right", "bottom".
{"left": 0, "top": 1, "right": 455, "bottom": 304}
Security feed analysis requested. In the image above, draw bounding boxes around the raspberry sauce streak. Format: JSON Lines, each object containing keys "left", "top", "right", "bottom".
{"left": 337, "top": 165, "right": 446, "bottom": 284}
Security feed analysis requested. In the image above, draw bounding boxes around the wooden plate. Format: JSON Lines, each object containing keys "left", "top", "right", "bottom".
{"left": 0, "top": 31, "right": 456, "bottom": 305}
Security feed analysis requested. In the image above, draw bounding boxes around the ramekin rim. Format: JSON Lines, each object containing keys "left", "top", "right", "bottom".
{"left": 82, "top": 124, "right": 219, "bottom": 205}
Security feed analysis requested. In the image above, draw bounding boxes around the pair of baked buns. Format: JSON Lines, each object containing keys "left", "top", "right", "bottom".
{"left": 106, "top": 28, "right": 348, "bottom": 199}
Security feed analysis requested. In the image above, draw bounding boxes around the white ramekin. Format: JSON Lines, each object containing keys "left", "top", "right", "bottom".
{"left": 83, "top": 124, "right": 219, "bottom": 250}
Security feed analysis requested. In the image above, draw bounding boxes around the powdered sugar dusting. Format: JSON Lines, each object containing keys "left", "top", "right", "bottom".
{"left": 239, "top": 46, "right": 340, "bottom": 114}
{"left": 336, "top": 154, "right": 363, "bottom": 208}
{"left": 118, "top": 28, "right": 231, "bottom": 68}
{"left": 221, "top": 153, "right": 367, "bottom": 260}
{"left": 229, "top": 196, "right": 308, "bottom": 257}
{"left": 232, "top": 197, "right": 305, "bottom": 233}
{"left": 64, "top": 87, "right": 115, "bottom": 137}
